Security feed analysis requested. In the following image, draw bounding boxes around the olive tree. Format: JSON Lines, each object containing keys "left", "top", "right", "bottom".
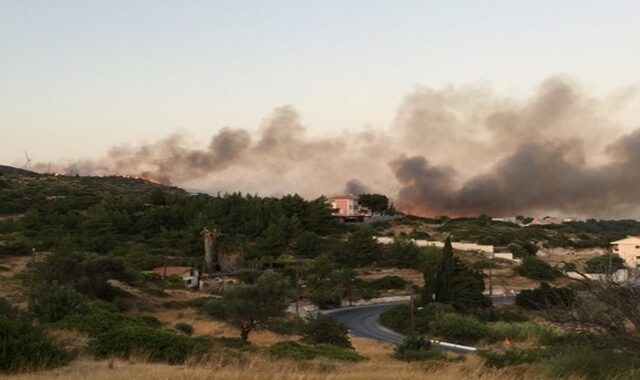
{"left": 221, "top": 270, "right": 292, "bottom": 342}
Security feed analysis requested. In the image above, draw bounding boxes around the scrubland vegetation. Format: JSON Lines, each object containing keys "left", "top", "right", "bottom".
{"left": 2, "top": 167, "right": 640, "bottom": 379}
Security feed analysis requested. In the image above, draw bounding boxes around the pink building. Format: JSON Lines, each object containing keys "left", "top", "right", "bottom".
{"left": 328, "top": 195, "right": 368, "bottom": 221}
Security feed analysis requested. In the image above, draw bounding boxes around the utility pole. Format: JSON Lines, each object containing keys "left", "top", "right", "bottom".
{"left": 409, "top": 292, "right": 415, "bottom": 335}
{"left": 294, "top": 263, "right": 300, "bottom": 315}
{"left": 30, "top": 247, "right": 36, "bottom": 294}
{"left": 609, "top": 252, "right": 613, "bottom": 276}
{"left": 488, "top": 251, "right": 494, "bottom": 296}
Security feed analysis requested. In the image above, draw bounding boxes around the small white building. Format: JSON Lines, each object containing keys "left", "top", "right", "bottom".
{"left": 610, "top": 236, "right": 640, "bottom": 268}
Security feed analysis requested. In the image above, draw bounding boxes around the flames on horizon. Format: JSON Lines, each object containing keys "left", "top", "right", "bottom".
{"left": 34, "top": 77, "right": 640, "bottom": 219}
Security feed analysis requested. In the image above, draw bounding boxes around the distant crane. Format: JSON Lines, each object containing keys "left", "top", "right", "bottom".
{"left": 23, "top": 151, "right": 32, "bottom": 170}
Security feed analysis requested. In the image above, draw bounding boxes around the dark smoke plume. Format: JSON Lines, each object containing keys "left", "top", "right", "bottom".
{"left": 38, "top": 77, "right": 640, "bottom": 218}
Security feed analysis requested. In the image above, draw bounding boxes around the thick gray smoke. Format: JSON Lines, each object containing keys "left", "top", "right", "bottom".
{"left": 344, "top": 179, "right": 370, "bottom": 195}
{"left": 38, "top": 77, "right": 640, "bottom": 218}
{"left": 392, "top": 132, "right": 640, "bottom": 217}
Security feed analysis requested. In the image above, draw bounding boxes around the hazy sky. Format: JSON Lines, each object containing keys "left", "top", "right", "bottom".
{"left": 1, "top": 0, "right": 639, "bottom": 166}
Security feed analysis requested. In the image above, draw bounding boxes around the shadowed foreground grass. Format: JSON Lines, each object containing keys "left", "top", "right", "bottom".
{"left": 6, "top": 353, "right": 548, "bottom": 380}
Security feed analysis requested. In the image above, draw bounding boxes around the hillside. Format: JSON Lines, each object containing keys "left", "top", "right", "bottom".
{"left": 0, "top": 165, "right": 37, "bottom": 176}
{"left": 2, "top": 166, "right": 640, "bottom": 379}
{"left": 0, "top": 166, "right": 185, "bottom": 215}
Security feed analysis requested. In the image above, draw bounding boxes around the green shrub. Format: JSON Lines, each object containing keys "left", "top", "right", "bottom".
{"left": 515, "top": 282, "right": 575, "bottom": 310}
{"left": 174, "top": 322, "right": 194, "bottom": 335}
{"left": 268, "top": 341, "right": 366, "bottom": 362}
{"left": 301, "top": 313, "right": 352, "bottom": 348}
{"left": 139, "top": 315, "right": 163, "bottom": 328}
{"left": 211, "top": 336, "right": 255, "bottom": 351}
{"left": 112, "top": 296, "right": 136, "bottom": 312}
{"left": 198, "top": 298, "right": 226, "bottom": 319}
{"left": 546, "top": 345, "right": 640, "bottom": 380}
{"left": 507, "top": 243, "right": 528, "bottom": 258}
{"left": 393, "top": 335, "right": 443, "bottom": 362}
{"left": 55, "top": 307, "right": 162, "bottom": 336}
{"left": 489, "top": 322, "right": 558, "bottom": 345}
{"left": 267, "top": 315, "right": 306, "bottom": 335}
{"left": 379, "top": 304, "right": 412, "bottom": 334}
{"left": 234, "top": 269, "right": 261, "bottom": 284}
{"left": 368, "top": 275, "right": 407, "bottom": 290}
{"left": 309, "top": 289, "right": 341, "bottom": 310}
{"left": 268, "top": 341, "right": 316, "bottom": 360}
{"left": 379, "top": 303, "right": 455, "bottom": 336}
{"left": 29, "top": 285, "right": 88, "bottom": 323}
{"left": 90, "top": 326, "right": 211, "bottom": 364}
{"left": 516, "top": 257, "right": 561, "bottom": 280}
{"left": 429, "top": 313, "right": 491, "bottom": 344}
{"left": 187, "top": 296, "right": 217, "bottom": 308}
{"left": 294, "top": 231, "right": 323, "bottom": 257}
{"left": 0, "top": 297, "right": 19, "bottom": 319}
{"left": 0, "top": 316, "right": 71, "bottom": 373}
{"left": 479, "top": 348, "right": 549, "bottom": 368}
{"left": 584, "top": 254, "right": 626, "bottom": 273}
{"left": 163, "top": 300, "right": 187, "bottom": 309}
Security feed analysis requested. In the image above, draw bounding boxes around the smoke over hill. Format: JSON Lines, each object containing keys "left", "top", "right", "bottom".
{"left": 37, "top": 77, "right": 640, "bottom": 218}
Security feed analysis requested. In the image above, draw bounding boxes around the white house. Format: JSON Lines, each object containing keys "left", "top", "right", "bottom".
{"left": 610, "top": 236, "right": 640, "bottom": 268}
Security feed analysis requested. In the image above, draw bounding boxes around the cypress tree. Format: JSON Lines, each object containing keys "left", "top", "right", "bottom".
{"left": 435, "top": 237, "right": 454, "bottom": 302}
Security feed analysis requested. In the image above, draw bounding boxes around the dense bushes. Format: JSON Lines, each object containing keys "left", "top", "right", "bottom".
{"left": 367, "top": 275, "right": 407, "bottom": 290}
{"left": 174, "top": 322, "right": 194, "bottom": 335}
{"left": 515, "top": 282, "right": 576, "bottom": 310}
{"left": 32, "top": 252, "right": 137, "bottom": 300}
{"left": 393, "top": 335, "right": 441, "bottom": 361}
{"left": 340, "top": 224, "right": 380, "bottom": 267}
{"left": 28, "top": 285, "right": 88, "bottom": 323}
{"left": 301, "top": 314, "right": 352, "bottom": 348}
{"left": 0, "top": 316, "right": 71, "bottom": 373}
{"left": 0, "top": 297, "right": 19, "bottom": 319}
{"left": 479, "top": 348, "right": 549, "bottom": 368}
{"left": 429, "top": 313, "right": 492, "bottom": 344}
{"left": 380, "top": 304, "right": 557, "bottom": 345}
{"left": 55, "top": 306, "right": 161, "bottom": 336}
{"left": 379, "top": 303, "right": 455, "bottom": 336}
{"left": 584, "top": 254, "right": 626, "bottom": 273}
{"left": 309, "top": 289, "right": 341, "bottom": 310}
{"left": 516, "top": 256, "right": 561, "bottom": 280}
{"left": 545, "top": 345, "right": 640, "bottom": 380}
{"left": 478, "top": 343, "right": 640, "bottom": 379}
{"left": 197, "top": 298, "right": 226, "bottom": 319}
{"left": 90, "top": 326, "right": 211, "bottom": 364}
{"left": 382, "top": 237, "right": 423, "bottom": 267}
{"left": 268, "top": 341, "right": 366, "bottom": 362}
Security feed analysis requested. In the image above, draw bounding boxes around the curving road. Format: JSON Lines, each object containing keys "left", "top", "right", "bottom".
{"left": 325, "top": 296, "right": 515, "bottom": 354}
{"left": 327, "top": 303, "right": 406, "bottom": 345}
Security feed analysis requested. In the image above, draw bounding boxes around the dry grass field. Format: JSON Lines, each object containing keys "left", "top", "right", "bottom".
{"left": 6, "top": 348, "right": 549, "bottom": 380}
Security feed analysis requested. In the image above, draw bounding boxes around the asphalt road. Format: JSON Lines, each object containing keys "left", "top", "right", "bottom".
{"left": 325, "top": 295, "right": 515, "bottom": 354}
{"left": 327, "top": 303, "right": 406, "bottom": 345}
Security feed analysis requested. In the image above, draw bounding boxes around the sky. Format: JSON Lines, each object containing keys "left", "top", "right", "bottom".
{"left": 1, "top": 0, "right": 639, "bottom": 167}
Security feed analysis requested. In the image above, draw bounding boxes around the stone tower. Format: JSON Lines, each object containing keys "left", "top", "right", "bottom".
{"left": 202, "top": 227, "right": 218, "bottom": 273}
